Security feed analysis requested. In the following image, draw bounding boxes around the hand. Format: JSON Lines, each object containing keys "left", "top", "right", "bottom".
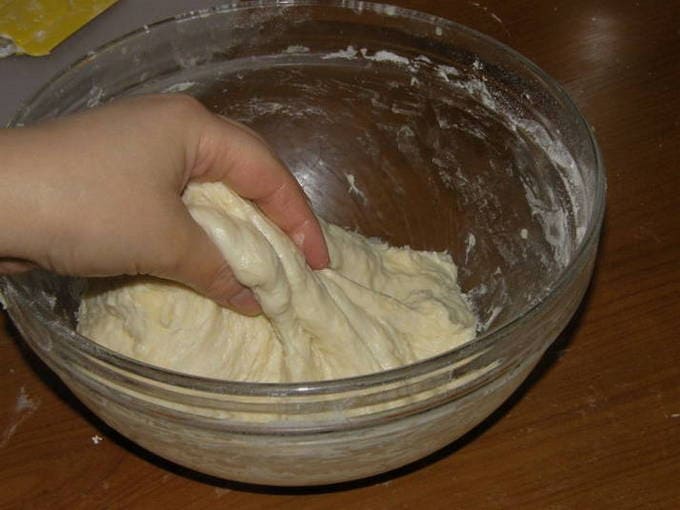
{"left": 0, "top": 94, "right": 329, "bottom": 315}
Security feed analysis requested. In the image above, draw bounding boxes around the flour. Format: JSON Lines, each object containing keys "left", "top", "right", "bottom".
{"left": 1, "top": 386, "right": 40, "bottom": 448}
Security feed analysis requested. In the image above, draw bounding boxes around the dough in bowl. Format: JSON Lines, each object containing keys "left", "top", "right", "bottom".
{"left": 77, "top": 182, "right": 476, "bottom": 382}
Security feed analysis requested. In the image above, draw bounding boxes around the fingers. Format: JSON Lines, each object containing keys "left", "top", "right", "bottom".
{"left": 191, "top": 115, "right": 330, "bottom": 269}
{"left": 155, "top": 207, "right": 262, "bottom": 316}
{"left": 0, "top": 258, "right": 35, "bottom": 274}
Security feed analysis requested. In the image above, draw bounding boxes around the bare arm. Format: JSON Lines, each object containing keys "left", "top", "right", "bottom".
{"left": 0, "top": 94, "right": 329, "bottom": 315}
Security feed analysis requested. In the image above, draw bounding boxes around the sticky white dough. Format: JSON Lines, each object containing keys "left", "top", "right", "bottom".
{"left": 77, "top": 182, "right": 476, "bottom": 382}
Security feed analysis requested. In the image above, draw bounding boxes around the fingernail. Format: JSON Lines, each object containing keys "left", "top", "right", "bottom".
{"left": 227, "top": 288, "right": 262, "bottom": 316}
{"left": 292, "top": 230, "right": 306, "bottom": 250}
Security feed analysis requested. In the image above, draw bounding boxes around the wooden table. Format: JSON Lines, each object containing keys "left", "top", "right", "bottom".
{"left": 1, "top": 1, "right": 678, "bottom": 508}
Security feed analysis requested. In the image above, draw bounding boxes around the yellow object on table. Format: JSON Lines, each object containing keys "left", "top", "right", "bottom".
{"left": 0, "top": 0, "right": 119, "bottom": 56}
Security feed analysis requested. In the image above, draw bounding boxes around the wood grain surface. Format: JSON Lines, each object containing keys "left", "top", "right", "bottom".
{"left": 1, "top": 1, "right": 679, "bottom": 508}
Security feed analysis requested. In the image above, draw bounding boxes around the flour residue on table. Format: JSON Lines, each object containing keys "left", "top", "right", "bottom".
{"left": 1, "top": 386, "right": 40, "bottom": 448}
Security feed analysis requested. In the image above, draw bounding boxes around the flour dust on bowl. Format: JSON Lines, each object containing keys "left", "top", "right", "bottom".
{"left": 0, "top": 1, "right": 604, "bottom": 486}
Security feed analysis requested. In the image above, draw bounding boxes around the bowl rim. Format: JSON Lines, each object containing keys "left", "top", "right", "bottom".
{"left": 6, "top": 0, "right": 606, "bottom": 396}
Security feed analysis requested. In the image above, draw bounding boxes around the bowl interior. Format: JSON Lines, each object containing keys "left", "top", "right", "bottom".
{"left": 10, "top": 2, "right": 599, "bottom": 341}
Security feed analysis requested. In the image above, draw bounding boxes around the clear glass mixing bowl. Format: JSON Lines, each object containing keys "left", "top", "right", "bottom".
{"left": 0, "top": 1, "right": 605, "bottom": 485}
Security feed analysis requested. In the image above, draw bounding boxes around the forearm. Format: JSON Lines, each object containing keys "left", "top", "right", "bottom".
{"left": 0, "top": 127, "right": 46, "bottom": 262}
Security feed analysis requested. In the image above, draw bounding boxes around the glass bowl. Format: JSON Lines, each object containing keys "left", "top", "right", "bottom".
{"left": 0, "top": 1, "right": 605, "bottom": 486}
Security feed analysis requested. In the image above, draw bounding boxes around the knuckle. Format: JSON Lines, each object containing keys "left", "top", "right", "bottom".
{"left": 203, "top": 262, "right": 240, "bottom": 300}
{"left": 140, "top": 93, "right": 206, "bottom": 124}
{"left": 163, "top": 93, "right": 204, "bottom": 116}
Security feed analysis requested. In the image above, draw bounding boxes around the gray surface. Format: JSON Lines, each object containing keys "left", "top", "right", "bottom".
{"left": 0, "top": 0, "right": 218, "bottom": 125}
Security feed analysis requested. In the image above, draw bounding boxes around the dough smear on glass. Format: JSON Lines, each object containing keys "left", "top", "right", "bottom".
{"left": 77, "top": 182, "right": 476, "bottom": 382}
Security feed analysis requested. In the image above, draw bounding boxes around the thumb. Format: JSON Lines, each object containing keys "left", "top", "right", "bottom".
{"left": 156, "top": 207, "right": 261, "bottom": 316}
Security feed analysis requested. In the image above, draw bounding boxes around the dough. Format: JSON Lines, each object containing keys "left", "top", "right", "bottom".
{"left": 77, "top": 183, "right": 476, "bottom": 382}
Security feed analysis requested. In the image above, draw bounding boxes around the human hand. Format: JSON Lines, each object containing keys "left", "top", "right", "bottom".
{"left": 0, "top": 94, "right": 329, "bottom": 315}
